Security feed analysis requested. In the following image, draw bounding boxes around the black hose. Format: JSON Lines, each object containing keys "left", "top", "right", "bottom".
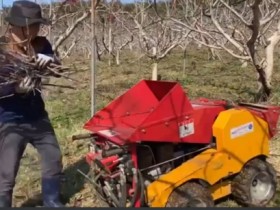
{"left": 127, "top": 168, "right": 145, "bottom": 207}
{"left": 102, "top": 148, "right": 124, "bottom": 157}
{"left": 137, "top": 169, "right": 145, "bottom": 206}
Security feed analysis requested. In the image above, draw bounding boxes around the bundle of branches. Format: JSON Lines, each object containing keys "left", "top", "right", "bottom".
{"left": 0, "top": 48, "right": 74, "bottom": 98}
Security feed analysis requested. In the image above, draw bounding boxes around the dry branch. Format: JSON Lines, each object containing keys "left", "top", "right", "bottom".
{"left": 0, "top": 48, "right": 73, "bottom": 98}
{"left": 53, "top": 10, "right": 91, "bottom": 53}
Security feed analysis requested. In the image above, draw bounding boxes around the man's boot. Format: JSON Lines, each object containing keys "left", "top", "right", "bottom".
{"left": 0, "top": 195, "right": 12, "bottom": 207}
{"left": 42, "top": 177, "right": 64, "bottom": 207}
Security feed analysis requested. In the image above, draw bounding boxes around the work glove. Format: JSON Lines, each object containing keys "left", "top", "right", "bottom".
{"left": 35, "top": 54, "right": 54, "bottom": 70}
{"left": 15, "top": 76, "right": 39, "bottom": 94}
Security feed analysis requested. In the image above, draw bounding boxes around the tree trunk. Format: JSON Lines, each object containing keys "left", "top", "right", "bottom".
{"left": 108, "top": 23, "right": 112, "bottom": 67}
{"left": 254, "top": 66, "right": 271, "bottom": 102}
{"left": 152, "top": 47, "right": 158, "bottom": 80}
{"left": 129, "top": 43, "right": 133, "bottom": 51}
{"left": 241, "top": 60, "right": 248, "bottom": 68}
{"left": 182, "top": 47, "right": 187, "bottom": 75}
{"left": 116, "top": 49, "right": 120, "bottom": 66}
{"left": 152, "top": 61, "right": 158, "bottom": 81}
{"left": 255, "top": 22, "right": 280, "bottom": 102}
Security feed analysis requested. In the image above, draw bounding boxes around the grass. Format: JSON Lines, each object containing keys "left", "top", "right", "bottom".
{"left": 12, "top": 47, "right": 280, "bottom": 207}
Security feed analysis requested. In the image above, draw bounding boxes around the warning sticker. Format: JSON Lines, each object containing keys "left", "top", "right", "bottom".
{"left": 230, "top": 122, "right": 254, "bottom": 139}
{"left": 179, "top": 119, "right": 195, "bottom": 138}
{"left": 98, "top": 129, "right": 118, "bottom": 137}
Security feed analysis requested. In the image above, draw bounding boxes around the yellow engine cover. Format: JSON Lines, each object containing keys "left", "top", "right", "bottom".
{"left": 146, "top": 108, "right": 270, "bottom": 207}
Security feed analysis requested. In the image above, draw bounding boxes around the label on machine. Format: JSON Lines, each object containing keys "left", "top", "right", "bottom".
{"left": 179, "top": 119, "right": 195, "bottom": 138}
{"left": 230, "top": 122, "right": 254, "bottom": 139}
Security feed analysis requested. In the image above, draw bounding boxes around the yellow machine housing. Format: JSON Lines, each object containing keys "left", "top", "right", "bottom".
{"left": 146, "top": 108, "right": 270, "bottom": 207}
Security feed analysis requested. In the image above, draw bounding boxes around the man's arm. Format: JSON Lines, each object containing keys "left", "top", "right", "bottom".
{"left": 32, "top": 36, "right": 62, "bottom": 66}
{"left": 0, "top": 71, "right": 39, "bottom": 97}
{"left": 0, "top": 65, "right": 15, "bottom": 97}
{"left": 0, "top": 81, "right": 15, "bottom": 98}
{"left": 33, "top": 37, "right": 62, "bottom": 79}
{"left": 40, "top": 38, "right": 61, "bottom": 65}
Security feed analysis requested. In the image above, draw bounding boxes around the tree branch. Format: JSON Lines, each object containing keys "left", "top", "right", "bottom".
{"left": 53, "top": 10, "right": 90, "bottom": 53}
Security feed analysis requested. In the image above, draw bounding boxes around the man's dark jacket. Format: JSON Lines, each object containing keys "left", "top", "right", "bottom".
{"left": 0, "top": 35, "right": 54, "bottom": 123}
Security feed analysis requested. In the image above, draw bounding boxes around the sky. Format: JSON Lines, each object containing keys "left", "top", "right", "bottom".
{"left": 1, "top": 0, "right": 135, "bottom": 8}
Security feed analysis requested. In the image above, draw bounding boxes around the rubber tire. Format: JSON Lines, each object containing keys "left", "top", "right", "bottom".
{"left": 231, "top": 158, "right": 277, "bottom": 207}
{"left": 165, "top": 182, "right": 214, "bottom": 207}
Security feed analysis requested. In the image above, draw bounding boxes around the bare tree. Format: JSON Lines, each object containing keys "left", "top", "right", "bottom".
{"left": 172, "top": 0, "right": 280, "bottom": 101}
{"left": 39, "top": 0, "right": 102, "bottom": 58}
{"left": 122, "top": 0, "right": 190, "bottom": 80}
{"left": 99, "top": 1, "right": 134, "bottom": 66}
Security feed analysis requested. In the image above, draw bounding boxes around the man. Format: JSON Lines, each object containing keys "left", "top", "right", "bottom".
{"left": 0, "top": 0, "right": 64, "bottom": 207}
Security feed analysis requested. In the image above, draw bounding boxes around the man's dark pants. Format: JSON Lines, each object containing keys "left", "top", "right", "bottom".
{"left": 0, "top": 116, "right": 63, "bottom": 207}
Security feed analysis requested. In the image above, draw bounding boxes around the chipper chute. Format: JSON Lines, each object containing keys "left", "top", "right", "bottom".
{"left": 74, "top": 79, "right": 280, "bottom": 208}
{"left": 84, "top": 79, "right": 226, "bottom": 145}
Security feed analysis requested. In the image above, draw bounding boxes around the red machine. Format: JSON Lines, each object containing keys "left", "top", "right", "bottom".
{"left": 84, "top": 80, "right": 229, "bottom": 145}
{"left": 73, "top": 80, "right": 280, "bottom": 207}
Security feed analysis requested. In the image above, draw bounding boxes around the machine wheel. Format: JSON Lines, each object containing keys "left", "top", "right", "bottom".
{"left": 231, "top": 158, "right": 277, "bottom": 207}
{"left": 166, "top": 182, "right": 214, "bottom": 207}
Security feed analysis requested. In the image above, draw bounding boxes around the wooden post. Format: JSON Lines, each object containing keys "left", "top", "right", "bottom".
{"left": 49, "top": 0, "right": 53, "bottom": 44}
{"left": 0, "top": 0, "right": 3, "bottom": 32}
{"left": 91, "top": 0, "right": 97, "bottom": 116}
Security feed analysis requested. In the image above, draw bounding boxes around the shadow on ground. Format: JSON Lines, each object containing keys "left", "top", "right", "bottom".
{"left": 19, "top": 157, "right": 89, "bottom": 207}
